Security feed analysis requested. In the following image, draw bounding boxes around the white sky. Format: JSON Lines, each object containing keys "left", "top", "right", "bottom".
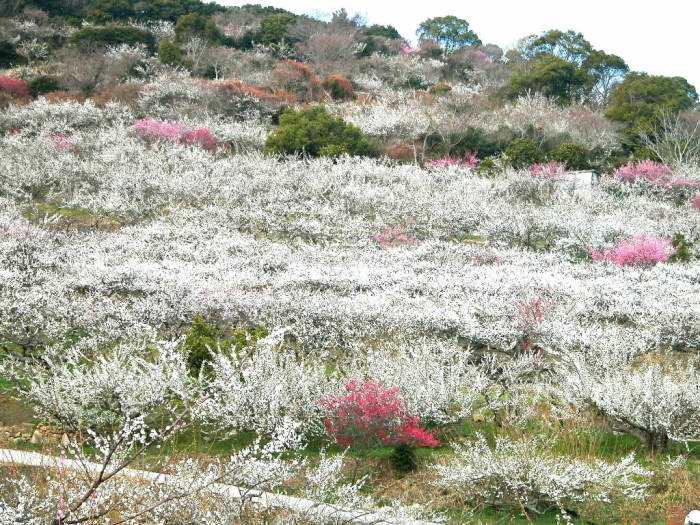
{"left": 217, "top": 0, "right": 700, "bottom": 89}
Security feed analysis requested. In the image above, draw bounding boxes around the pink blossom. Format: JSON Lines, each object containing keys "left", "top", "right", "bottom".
{"left": 427, "top": 153, "right": 479, "bottom": 169}
{"left": 692, "top": 193, "right": 700, "bottom": 211}
{"left": 614, "top": 160, "right": 672, "bottom": 184}
{"left": 589, "top": 234, "right": 673, "bottom": 267}
{"left": 52, "top": 133, "right": 75, "bottom": 152}
{"left": 181, "top": 128, "right": 218, "bottom": 152}
{"left": 400, "top": 43, "right": 418, "bottom": 54}
{"left": 132, "top": 118, "right": 189, "bottom": 142}
{"left": 132, "top": 118, "right": 217, "bottom": 152}
{"left": 0, "top": 76, "right": 30, "bottom": 98}
{"left": 371, "top": 225, "right": 418, "bottom": 248}
{"left": 321, "top": 380, "right": 438, "bottom": 448}
{"left": 529, "top": 161, "right": 566, "bottom": 180}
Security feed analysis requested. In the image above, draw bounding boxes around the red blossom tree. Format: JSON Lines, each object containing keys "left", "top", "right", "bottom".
{"left": 320, "top": 380, "right": 439, "bottom": 449}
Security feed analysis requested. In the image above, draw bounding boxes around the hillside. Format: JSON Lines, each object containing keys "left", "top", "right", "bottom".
{"left": 0, "top": 2, "right": 699, "bottom": 524}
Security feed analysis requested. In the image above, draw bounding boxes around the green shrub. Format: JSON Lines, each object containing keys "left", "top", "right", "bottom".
{"left": 257, "top": 13, "right": 297, "bottom": 45}
{"left": 424, "top": 126, "right": 512, "bottom": 161}
{"left": 549, "top": 142, "right": 590, "bottom": 170}
{"left": 669, "top": 233, "right": 694, "bottom": 263}
{"left": 363, "top": 24, "right": 401, "bottom": 40}
{"left": 85, "top": 0, "right": 135, "bottom": 23}
{"left": 0, "top": 41, "right": 23, "bottom": 68}
{"left": 158, "top": 40, "right": 187, "bottom": 67}
{"left": 606, "top": 72, "right": 698, "bottom": 152}
{"left": 475, "top": 156, "right": 499, "bottom": 177}
{"left": 28, "top": 76, "right": 62, "bottom": 96}
{"left": 391, "top": 444, "right": 418, "bottom": 475}
{"left": 68, "top": 25, "right": 156, "bottom": 51}
{"left": 506, "top": 55, "right": 588, "bottom": 105}
{"left": 131, "top": 0, "right": 224, "bottom": 23}
{"left": 184, "top": 316, "right": 226, "bottom": 376}
{"left": 404, "top": 74, "right": 429, "bottom": 90}
{"left": 183, "top": 316, "right": 268, "bottom": 376}
{"left": 174, "top": 13, "right": 222, "bottom": 44}
{"left": 265, "top": 106, "right": 373, "bottom": 158}
{"left": 504, "top": 138, "right": 545, "bottom": 169}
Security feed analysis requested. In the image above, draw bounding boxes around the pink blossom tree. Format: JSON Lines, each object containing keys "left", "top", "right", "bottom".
{"left": 0, "top": 76, "right": 30, "bottom": 98}
{"left": 320, "top": 380, "right": 439, "bottom": 449}
{"left": 132, "top": 118, "right": 217, "bottom": 152}
{"left": 692, "top": 193, "right": 700, "bottom": 212}
{"left": 589, "top": 234, "right": 674, "bottom": 267}
{"left": 427, "top": 153, "right": 479, "bottom": 169}
{"left": 529, "top": 161, "right": 566, "bottom": 180}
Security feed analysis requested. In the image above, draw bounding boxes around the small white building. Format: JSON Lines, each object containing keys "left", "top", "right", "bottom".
{"left": 561, "top": 170, "right": 600, "bottom": 192}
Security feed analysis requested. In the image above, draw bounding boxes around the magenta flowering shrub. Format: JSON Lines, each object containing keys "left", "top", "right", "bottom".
{"left": 529, "top": 161, "right": 566, "bottom": 180}
{"left": 612, "top": 161, "right": 698, "bottom": 203}
{"left": 320, "top": 380, "right": 439, "bottom": 449}
{"left": 180, "top": 128, "right": 218, "bottom": 152}
{"left": 692, "top": 194, "right": 700, "bottom": 212}
{"left": 614, "top": 160, "right": 672, "bottom": 184}
{"left": 371, "top": 225, "right": 418, "bottom": 248}
{"left": 427, "top": 153, "right": 479, "bottom": 169}
{"left": 614, "top": 160, "right": 698, "bottom": 189}
{"left": 0, "top": 76, "right": 30, "bottom": 98}
{"left": 132, "top": 118, "right": 217, "bottom": 152}
{"left": 132, "top": 118, "right": 188, "bottom": 141}
{"left": 589, "top": 234, "right": 674, "bottom": 267}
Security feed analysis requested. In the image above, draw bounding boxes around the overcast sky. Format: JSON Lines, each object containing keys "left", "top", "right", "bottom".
{"left": 217, "top": 0, "right": 700, "bottom": 89}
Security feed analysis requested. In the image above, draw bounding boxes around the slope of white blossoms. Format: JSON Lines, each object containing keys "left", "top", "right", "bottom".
{"left": 433, "top": 435, "right": 651, "bottom": 513}
{"left": 0, "top": 97, "right": 698, "bottom": 443}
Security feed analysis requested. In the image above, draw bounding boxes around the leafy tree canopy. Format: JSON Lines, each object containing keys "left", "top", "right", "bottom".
{"left": 174, "top": 12, "right": 222, "bottom": 44}
{"left": 606, "top": 72, "right": 698, "bottom": 147}
{"left": 85, "top": 0, "right": 135, "bottom": 23}
{"left": 520, "top": 29, "right": 592, "bottom": 65}
{"left": 68, "top": 24, "right": 156, "bottom": 50}
{"left": 257, "top": 13, "right": 298, "bottom": 45}
{"left": 363, "top": 24, "right": 402, "bottom": 40}
{"left": 507, "top": 54, "right": 589, "bottom": 104}
{"left": 417, "top": 16, "right": 481, "bottom": 52}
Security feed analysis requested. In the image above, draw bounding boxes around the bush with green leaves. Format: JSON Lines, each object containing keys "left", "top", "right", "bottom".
{"left": 183, "top": 316, "right": 268, "bottom": 376}
{"left": 363, "top": 24, "right": 402, "bottom": 40}
{"left": 669, "top": 233, "right": 694, "bottom": 263}
{"left": 158, "top": 40, "right": 187, "bottom": 67}
{"left": 506, "top": 54, "right": 589, "bottom": 104}
{"left": 391, "top": 443, "right": 418, "bottom": 475}
{"left": 256, "top": 13, "right": 298, "bottom": 45}
{"left": 265, "top": 106, "right": 374, "bottom": 158}
{"left": 606, "top": 72, "right": 698, "bottom": 152}
{"left": 549, "top": 142, "right": 590, "bottom": 170}
{"left": 85, "top": 0, "right": 135, "bottom": 23}
{"left": 174, "top": 13, "right": 222, "bottom": 44}
{"left": 425, "top": 126, "right": 510, "bottom": 160}
{"left": 0, "top": 40, "right": 23, "bottom": 68}
{"left": 28, "top": 76, "right": 62, "bottom": 96}
{"left": 505, "top": 138, "right": 545, "bottom": 169}
{"left": 68, "top": 25, "right": 156, "bottom": 51}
